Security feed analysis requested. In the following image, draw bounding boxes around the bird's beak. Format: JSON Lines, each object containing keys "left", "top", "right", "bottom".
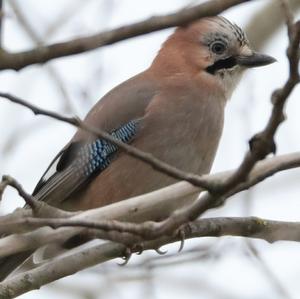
{"left": 236, "top": 52, "right": 276, "bottom": 68}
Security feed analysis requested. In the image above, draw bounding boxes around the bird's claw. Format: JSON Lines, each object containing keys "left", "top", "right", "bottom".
{"left": 118, "top": 247, "right": 132, "bottom": 266}
{"left": 177, "top": 227, "right": 186, "bottom": 252}
{"left": 118, "top": 243, "right": 146, "bottom": 265}
{"left": 133, "top": 243, "right": 144, "bottom": 255}
{"left": 155, "top": 247, "right": 167, "bottom": 255}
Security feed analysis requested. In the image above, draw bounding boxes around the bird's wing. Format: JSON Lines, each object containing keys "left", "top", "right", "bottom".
{"left": 33, "top": 120, "right": 139, "bottom": 205}
{"left": 32, "top": 72, "right": 156, "bottom": 207}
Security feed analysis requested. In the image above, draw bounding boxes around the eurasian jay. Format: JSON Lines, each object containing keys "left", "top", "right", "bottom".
{"left": 31, "top": 16, "right": 275, "bottom": 211}
{"left": 0, "top": 16, "right": 275, "bottom": 279}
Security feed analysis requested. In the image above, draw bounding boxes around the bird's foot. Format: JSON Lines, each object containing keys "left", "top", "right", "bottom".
{"left": 176, "top": 226, "right": 186, "bottom": 252}
{"left": 133, "top": 243, "right": 145, "bottom": 255}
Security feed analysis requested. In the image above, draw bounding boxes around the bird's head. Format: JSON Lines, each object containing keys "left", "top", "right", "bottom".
{"left": 188, "top": 16, "right": 276, "bottom": 97}
{"left": 199, "top": 17, "right": 275, "bottom": 72}
{"left": 154, "top": 16, "right": 275, "bottom": 99}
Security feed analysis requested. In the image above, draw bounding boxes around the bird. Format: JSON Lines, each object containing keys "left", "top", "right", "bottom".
{"left": 0, "top": 16, "right": 275, "bottom": 280}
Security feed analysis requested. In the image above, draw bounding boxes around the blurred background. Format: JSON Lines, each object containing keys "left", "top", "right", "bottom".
{"left": 0, "top": 0, "right": 300, "bottom": 298}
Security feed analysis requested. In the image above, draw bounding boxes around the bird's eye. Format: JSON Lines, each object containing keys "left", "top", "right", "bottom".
{"left": 211, "top": 41, "right": 226, "bottom": 55}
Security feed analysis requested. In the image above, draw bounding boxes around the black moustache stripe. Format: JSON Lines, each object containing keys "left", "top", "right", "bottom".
{"left": 206, "top": 56, "right": 237, "bottom": 74}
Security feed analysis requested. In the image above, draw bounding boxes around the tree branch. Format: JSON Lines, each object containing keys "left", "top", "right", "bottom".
{"left": 0, "top": 175, "right": 76, "bottom": 219}
{"left": 0, "top": 0, "right": 248, "bottom": 71}
{"left": 0, "top": 92, "right": 215, "bottom": 191}
{"left": 0, "top": 152, "right": 299, "bottom": 259}
{"left": 1, "top": 216, "right": 299, "bottom": 298}
{"left": 0, "top": 175, "right": 37, "bottom": 211}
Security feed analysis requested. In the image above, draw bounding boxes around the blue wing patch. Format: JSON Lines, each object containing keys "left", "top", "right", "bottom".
{"left": 74, "top": 119, "right": 138, "bottom": 178}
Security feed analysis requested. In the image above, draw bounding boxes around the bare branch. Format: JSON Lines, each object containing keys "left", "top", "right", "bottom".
{"left": 0, "top": 175, "right": 36, "bottom": 211}
{"left": 1, "top": 216, "right": 300, "bottom": 298}
{"left": 0, "top": 175, "right": 77, "bottom": 219}
{"left": 0, "top": 152, "right": 299, "bottom": 258}
{"left": 0, "top": 0, "right": 248, "bottom": 71}
{"left": 0, "top": 92, "right": 214, "bottom": 190}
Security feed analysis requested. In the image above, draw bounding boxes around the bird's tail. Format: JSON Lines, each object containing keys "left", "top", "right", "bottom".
{"left": 0, "top": 233, "right": 91, "bottom": 281}
{"left": 0, "top": 251, "right": 33, "bottom": 281}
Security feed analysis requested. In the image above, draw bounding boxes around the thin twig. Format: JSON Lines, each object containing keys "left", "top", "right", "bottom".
{"left": 0, "top": 175, "right": 77, "bottom": 219}
{"left": 0, "top": 175, "right": 36, "bottom": 210}
{"left": 0, "top": 92, "right": 213, "bottom": 190}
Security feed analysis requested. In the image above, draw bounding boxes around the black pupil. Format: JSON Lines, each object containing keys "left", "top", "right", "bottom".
{"left": 212, "top": 43, "right": 225, "bottom": 54}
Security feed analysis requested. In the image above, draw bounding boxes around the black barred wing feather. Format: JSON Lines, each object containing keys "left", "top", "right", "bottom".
{"left": 33, "top": 120, "right": 138, "bottom": 206}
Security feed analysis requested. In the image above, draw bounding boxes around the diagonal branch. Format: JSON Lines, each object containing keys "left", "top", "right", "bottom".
{"left": 0, "top": 92, "right": 214, "bottom": 190}
{"left": 0, "top": 175, "right": 36, "bottom": 210}
{"left": 0, "top": 0, "right": 248, "bottom": 71}
{"left": 0, "top": 175, "right": 76, "bottom": 219}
